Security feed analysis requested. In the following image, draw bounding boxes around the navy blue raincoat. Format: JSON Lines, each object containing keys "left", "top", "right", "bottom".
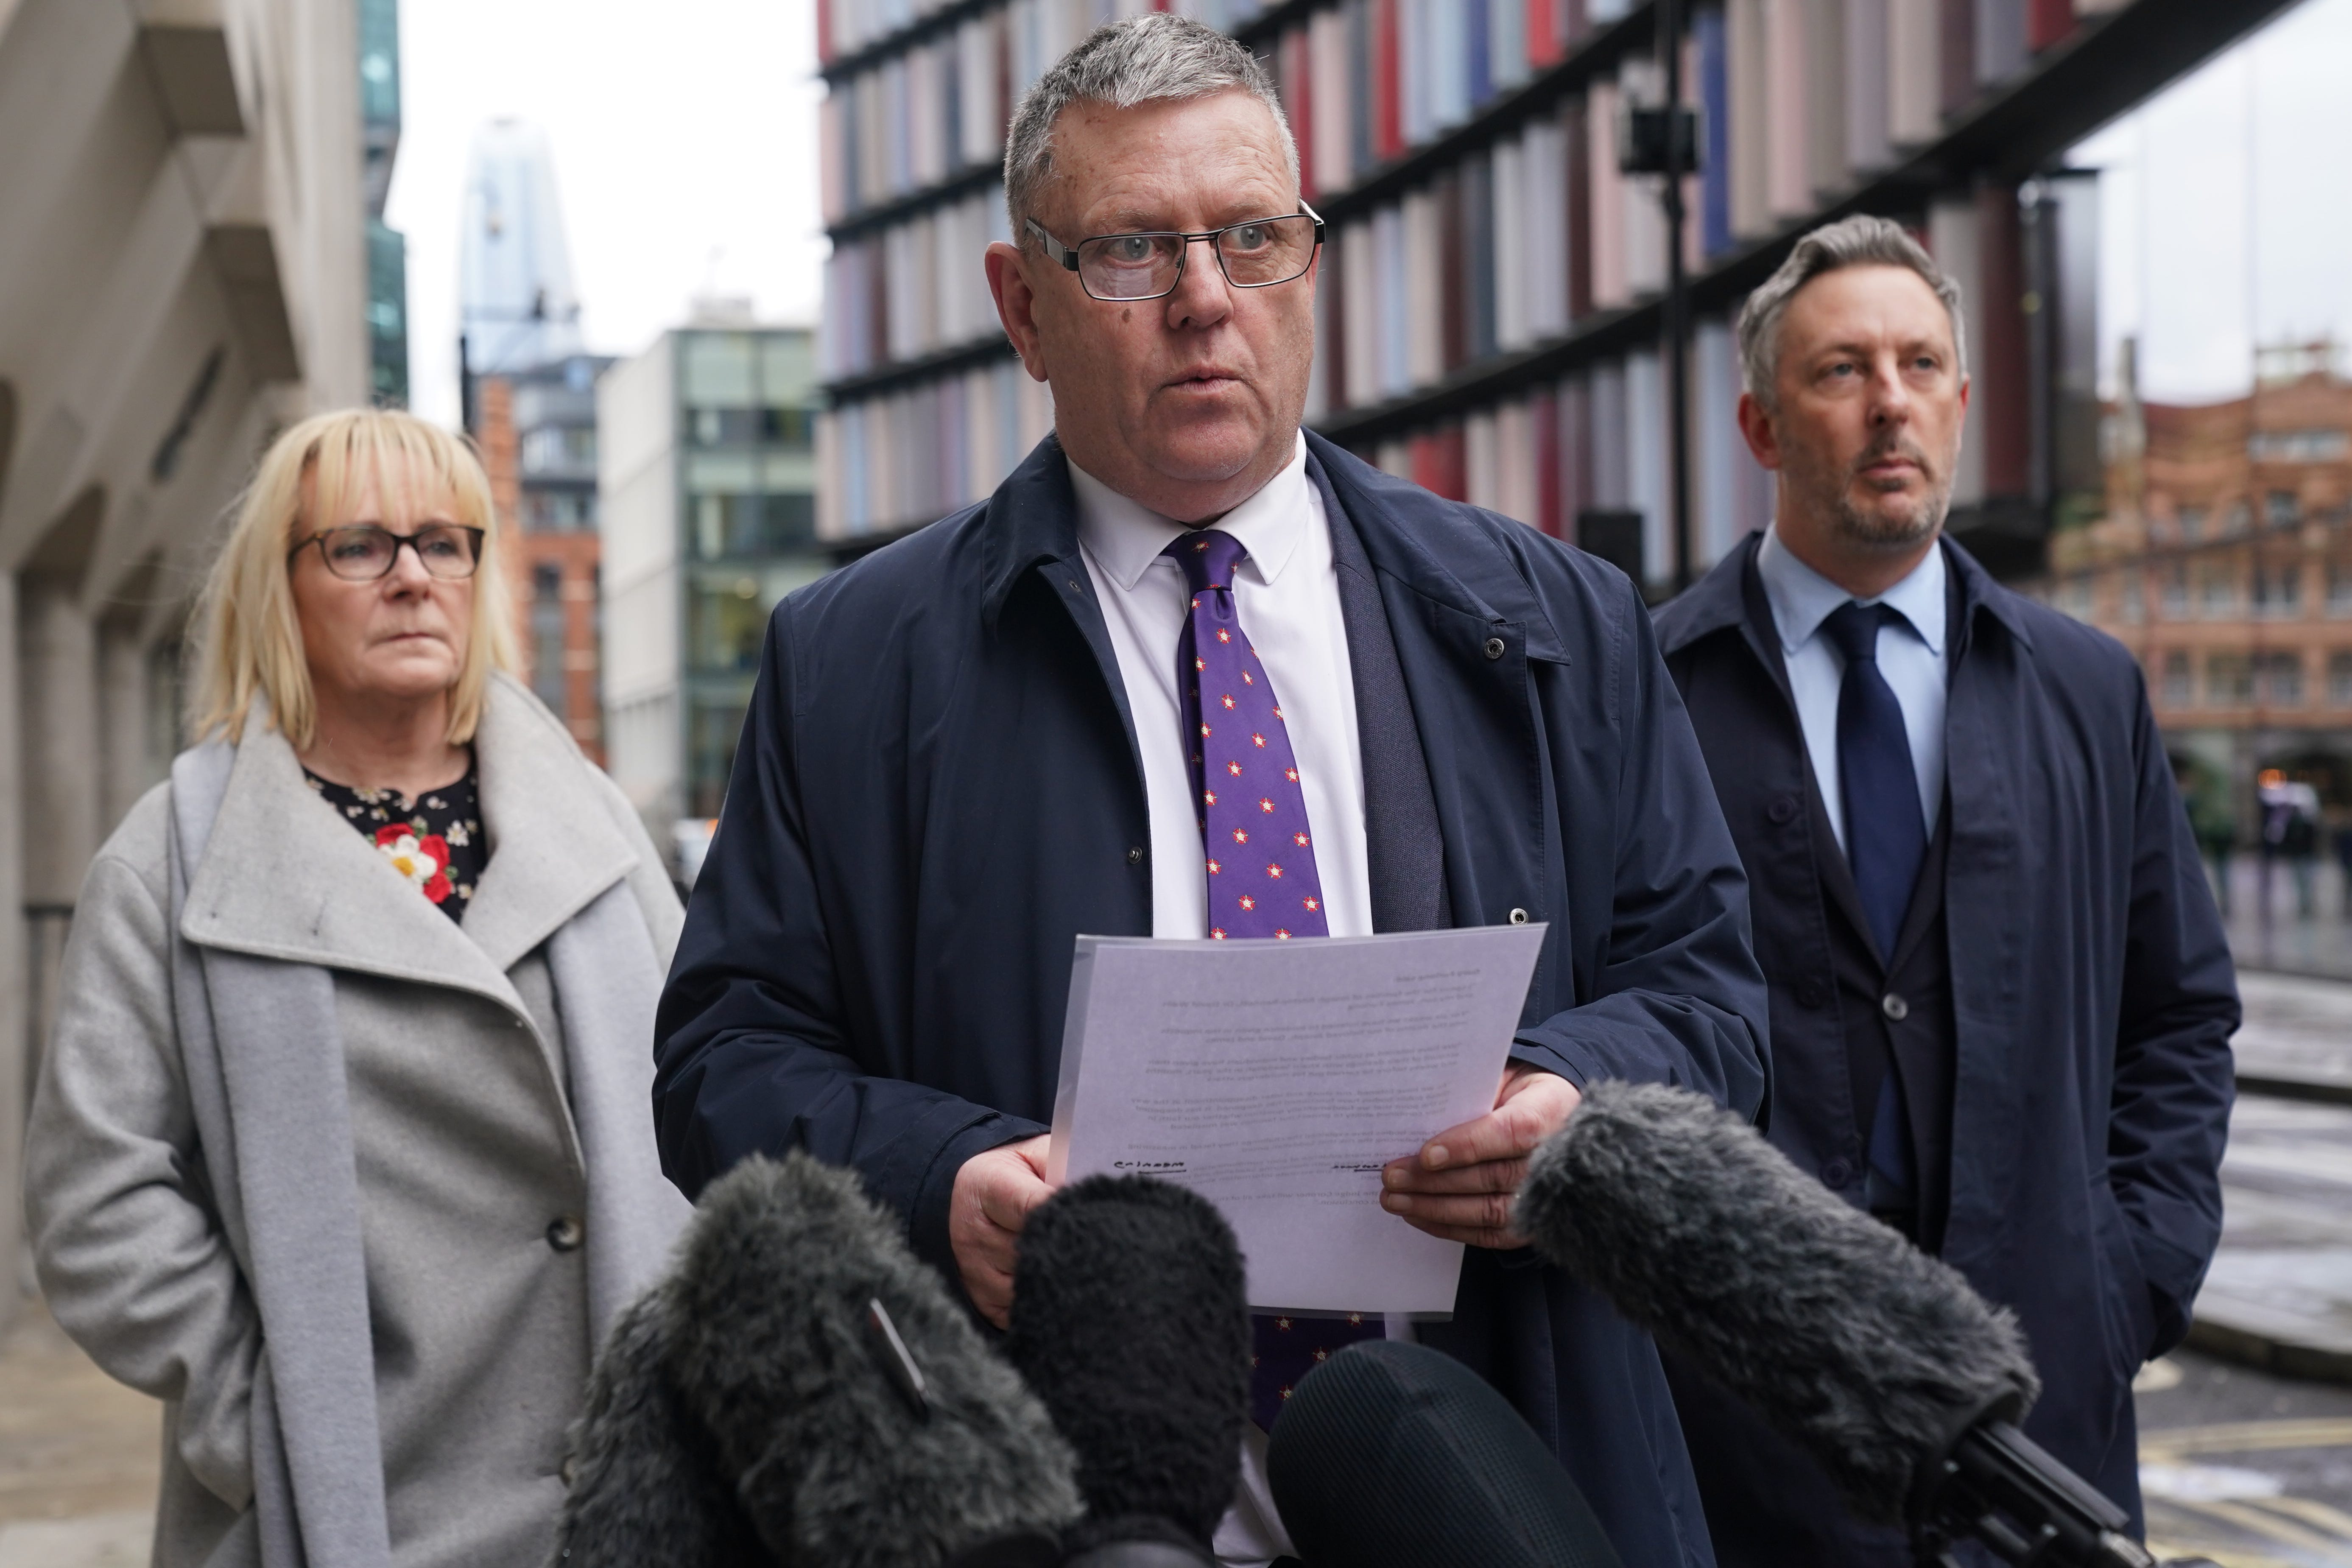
{"left": 654, "top": 432, "right": 1770, "bottom": 1566}
{"left": 1654, "top": 533, "right": 2237, "bottom": 1543}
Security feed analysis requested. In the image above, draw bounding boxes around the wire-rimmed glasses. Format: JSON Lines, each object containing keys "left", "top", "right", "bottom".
{"left": 1025, "top": 204, "right": 1326, "bottom": 302}
{"left": 291, "top": 524, "right": 486, "bottom": 582}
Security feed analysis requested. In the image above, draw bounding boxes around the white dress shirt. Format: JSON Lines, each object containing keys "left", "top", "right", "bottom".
{"left": 1754, "top": 525, "right": 1949, "bottom": 851}
{"left": 1071, "top": 434, "right": 1374, "bottom": 942}
{"left": 1070, "top": 435, "right": 1371, "bottom": 1568}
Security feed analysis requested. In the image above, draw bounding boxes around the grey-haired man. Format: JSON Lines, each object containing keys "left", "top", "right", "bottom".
{"left": 659, "top": 14, "right": 1767, "bottom": 1567}
{"left": 1654, "top": 217, "right": 2237, "bottom": 1564}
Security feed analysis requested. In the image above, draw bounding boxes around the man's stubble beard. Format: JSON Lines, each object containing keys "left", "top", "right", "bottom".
{"left": 1788, "top": 429, "right": 1955, "bottom": 554}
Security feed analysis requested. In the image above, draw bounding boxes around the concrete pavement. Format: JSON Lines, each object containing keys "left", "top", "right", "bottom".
{"left": 0, "top": 1302, "right": 156, "bottom": 1568}
{"left": 2194, "top": 971, "right": 2352, "bottom": 1382}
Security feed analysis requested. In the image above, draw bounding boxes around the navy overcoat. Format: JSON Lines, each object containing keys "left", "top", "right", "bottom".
{"left": 655, "top": 432, "right": 1770, "bottom": 1567}
{"left": 1654, "top": 534, "right": 2237, "bottom": 1534}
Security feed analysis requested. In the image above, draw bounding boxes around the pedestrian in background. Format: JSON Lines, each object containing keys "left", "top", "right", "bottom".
{"left": 1654, "top": 216, "right": 2237, "bottom": 1563}
{"left": 25, "top": 410, "right": 688, "bottom": 1568}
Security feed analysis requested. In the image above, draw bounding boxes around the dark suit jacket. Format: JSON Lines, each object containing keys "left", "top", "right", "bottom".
{"left": 1654, "top": 533, "right": 2238, "bottom": 1546}
{"left": 654, "top": 431, "right": 1770, "bottom": 1567}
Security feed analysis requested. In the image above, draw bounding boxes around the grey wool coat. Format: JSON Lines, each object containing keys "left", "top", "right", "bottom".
{"left": 25, "top": 674, "right": 690, "bottom": 1568}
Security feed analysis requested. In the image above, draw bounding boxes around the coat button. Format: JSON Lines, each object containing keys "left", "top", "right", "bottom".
{"left": 546, "top": 1216, "right": 584, "bottom": 1253}
{"left": 1881, "top": 992, "right": 1908, "bottom": 1022}
{"left": 1821, "top": 1158, "right": 1854, "bottom": 1187}
{"left": 1483, "top": 637, "right": 1507, "bottom": 660}
{"left": 1766, "top": 795, "right": 1798, "bottom": 825}
{"left": 1508, "top": 908, "right": 1530, "bottom": 925}
{"left": 1127, "top": 846, "right": 1143, "bottom": 865}
{"left": 1796, "top": 977, "right": 1830, "bottom": 1009}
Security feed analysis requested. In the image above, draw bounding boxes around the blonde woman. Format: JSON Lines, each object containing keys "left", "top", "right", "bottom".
{"left": 26, "top": 410, "right": 689, "bottom": 1568}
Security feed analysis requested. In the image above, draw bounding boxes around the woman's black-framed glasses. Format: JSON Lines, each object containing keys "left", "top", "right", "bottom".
{"left": 1026, "top": 204, "right": 1325, "bottom": 302}
{"left": 292, "top": 524, "right": 486, "bottom": 582}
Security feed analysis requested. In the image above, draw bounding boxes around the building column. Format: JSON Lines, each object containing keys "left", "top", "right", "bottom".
{"left": 0, "top": 576, "right": 23, "bottom": 1317}
{"left": 98, "top": 616, "right": 153, "bottom": 833}
{"left": 14, "top": 571, "right": 99, "bottom": 1316}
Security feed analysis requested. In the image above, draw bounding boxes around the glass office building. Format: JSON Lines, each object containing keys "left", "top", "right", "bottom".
{"left": 600, "top": 324, "right": 824, "bottom": 870}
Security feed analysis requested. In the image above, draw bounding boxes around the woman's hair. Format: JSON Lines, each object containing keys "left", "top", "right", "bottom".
{"left": 192, "top": 408, "right": 516, "bottom": 748}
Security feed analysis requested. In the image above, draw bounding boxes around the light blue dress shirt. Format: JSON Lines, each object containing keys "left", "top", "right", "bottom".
{"left": 1754, "top": 526, "right": 1949, "bottom": 854}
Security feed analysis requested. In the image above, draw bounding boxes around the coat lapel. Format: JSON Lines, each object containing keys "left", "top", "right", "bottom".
{"left": 463, "top": 675, "right": 643, "bottom": 974}
{"left": 1303, "top": 433, "right": 1560, "bottom": 1001}
{"left": 180, "top": 675, "right": 640, "bottom": 1008}
{"left": 182, "top": 718, "right": 518, "bottom": 1007}
{"left": 1313, "top": 453, "right": 1447, "bottom": 934}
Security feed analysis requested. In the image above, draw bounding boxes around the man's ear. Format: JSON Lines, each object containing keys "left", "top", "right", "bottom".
{"left": 986, "top": 241, "right": 1051, "bottom": 384}
{"left": 1736, "top": 391, "right": 1782, "bottom": 472}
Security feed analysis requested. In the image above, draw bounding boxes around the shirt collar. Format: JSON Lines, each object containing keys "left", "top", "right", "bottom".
{"left": 1069, "top": 433, "right": 1310, "bottom": 593}
{"left": 1755, "top": 523, "right": 1947, "bottom": 658}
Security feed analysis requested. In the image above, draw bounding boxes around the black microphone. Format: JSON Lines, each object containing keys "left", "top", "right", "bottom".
{"left": 552, "top": 1152, "right": 1081, "bottom": 1568}
{"left": 1267, "top": 1339, "right": 1626, "bottom": 1568}
{"left": 1514, "top": 1080, "right": 2164, "bottom": 1568}
{"left": 1006, "top": 1174, "right": 1252, "bottom": 1567}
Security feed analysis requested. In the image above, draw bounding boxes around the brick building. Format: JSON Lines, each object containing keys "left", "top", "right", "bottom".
{"left": 478, "top": 364, "right": 609, "bottom": 761}
{"left": 2044, "top": 341, "right": 2352, "bottom": 828}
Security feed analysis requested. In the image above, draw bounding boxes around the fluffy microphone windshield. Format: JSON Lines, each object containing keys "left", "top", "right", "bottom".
{"left": 552, "top": 1152, "right": 1081, "bottom": 1568}
{"left": 1006, "top": 1175, "right": 1251, "bottom": 1557}
{"left": 1515, "top": 1081, "right": 2040, "bottom": 1526}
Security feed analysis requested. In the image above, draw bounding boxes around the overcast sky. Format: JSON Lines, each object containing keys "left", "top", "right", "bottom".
{"left": 385, "top": 0, "right": 827, "bottom": 428}
{"left": 2073, "top": 0, "right": 2352, "bottom": 402}
{"left": 383, "top": 0, "right": 2351, "bottom": 429}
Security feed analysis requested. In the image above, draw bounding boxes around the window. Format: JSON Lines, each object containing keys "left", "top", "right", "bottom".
{"left": 2332, "top": 565, "right": 2352, "bottom": 618}
{"left": 2206, "top": 654, "right": 2252, "bottom": 707}
{"left": 2176, "top": 506, "right": 2206, "bottom": 543}
{"left": 691, "top": 490, "right": 818, "bottom": 558}
{"left": 689, "top": 405, "right": 816, "bottom": 449}
{"left": 2267, "top": 490, "right": 2302, "bottom": 529}
{"left": 2255, "top": 564, "right": 2303, "bottom": 619}
{"left": 2160, "top": 565, "right": 2190, "bottom": 619}
{"left": 686, "top": 573, "right": 774, "bottom": 675}
{"left": 521, "top": 425, "right": 595, "bottom": 475}
{"left": 525, "top": 491, "right": 595, "bottom": 532}
{"left": 2162, "top": 651, "right": 2193, "bottom": 710}
{"left": 2250, "top": 430, "right": 2351, "bottom": 462}
{"left": 2330, "top": 652, "right": 2352, "bottom": 707}
{"left": 531, "top": 565, "right": 566, "bottom": 709}
{"left": 2200, "top": 569, "right": 2237, "bottom": 619}
{"left": 2261, "top": 651, "right": 2305, "bottom": 707}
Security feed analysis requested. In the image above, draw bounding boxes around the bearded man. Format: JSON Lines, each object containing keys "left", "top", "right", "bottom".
{"left": 1652, "top": 216, "right": 2236, "bottom": 1564}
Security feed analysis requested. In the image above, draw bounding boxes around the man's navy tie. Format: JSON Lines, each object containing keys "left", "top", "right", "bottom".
{"left": 1166, "top": 528, "right": 1383, "bottom": 1430}
{"left": 1821, "top": 600, "right": 1925, "bottom": 1210}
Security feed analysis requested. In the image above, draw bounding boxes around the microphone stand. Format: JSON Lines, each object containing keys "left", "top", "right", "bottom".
{"left": 1910, "top": 1400, "right": 2216, "bottom": 1568}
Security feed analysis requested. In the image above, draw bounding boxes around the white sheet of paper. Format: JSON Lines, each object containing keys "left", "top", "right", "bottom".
{"left": 1046, "top": 925, "right": 1547, "bottom": 1315}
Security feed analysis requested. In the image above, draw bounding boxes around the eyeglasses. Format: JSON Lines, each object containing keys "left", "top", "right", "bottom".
{"left": 1025, "top": 205, "right": 1325, "bottom": 302}
{"left": 291, "top": 524, "right": 486, "bottom": 582}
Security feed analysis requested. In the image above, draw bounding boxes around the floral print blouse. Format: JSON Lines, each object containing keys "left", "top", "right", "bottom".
{"left": 304, "top": 763, "right": 488, "bottom": 922}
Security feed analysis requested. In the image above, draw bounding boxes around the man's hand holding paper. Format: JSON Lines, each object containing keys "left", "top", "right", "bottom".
{"left": 1379, "top": 1064, "right": 1583, "bottom": 1250}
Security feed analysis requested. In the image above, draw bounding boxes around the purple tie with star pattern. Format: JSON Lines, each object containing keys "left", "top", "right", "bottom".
{"left": 1165, "top": 527, "right": 1384, "bottom": 1431}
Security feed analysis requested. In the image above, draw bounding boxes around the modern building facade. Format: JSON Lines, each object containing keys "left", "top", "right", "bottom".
{"left": 813, "top": 0, "right": 2293, "bottom": 595}
{"left": 600, "top": 323, "right": 822, "bottom": 872}
{"left": 0, "top": 0, "right": 372, "bottom": 1317}
{"left": 460, "top": 117, "right": 586, "bottom": 380}
{"left": 361, "top": 0, "right": 408, "bottom": 406}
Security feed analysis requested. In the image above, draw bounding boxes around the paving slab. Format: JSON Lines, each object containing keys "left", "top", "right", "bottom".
{"left": 0, "top": 1298, "right": 157, "bottom": 1536}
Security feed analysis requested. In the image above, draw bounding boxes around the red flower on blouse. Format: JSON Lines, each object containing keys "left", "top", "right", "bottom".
{"left": 373, "top": 823, "right": 454, "bottom": 903}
